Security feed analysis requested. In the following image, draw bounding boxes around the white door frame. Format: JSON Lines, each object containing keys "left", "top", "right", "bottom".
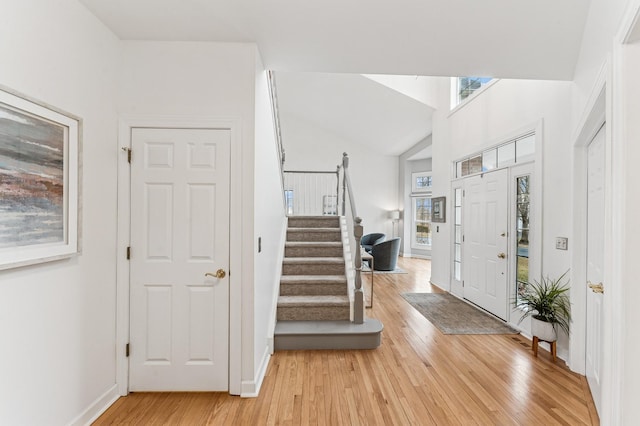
{"left": 570, "top": 55, "right": 623, "bottom": 422}
{"left": 608, "top": 5, "right": 640, "bottom": 423}
{"left": 115, "top": 115, "right": 243, "bottom": 396}
{"left": 450, "top": 121, "right": 544, "bottom": 325}
{"left": 570, "top": 71, "right": 606, "bottom": 376}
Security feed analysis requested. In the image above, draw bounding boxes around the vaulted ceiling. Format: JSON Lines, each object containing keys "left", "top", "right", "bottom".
{"left": 81, "top": 0, "right": 589, "bottom": 79}
{"left": 81, "top": 0, "right": 592, "bottom": 156}
{"left": 276, "top": 72, "right": 434, "bottom": 157}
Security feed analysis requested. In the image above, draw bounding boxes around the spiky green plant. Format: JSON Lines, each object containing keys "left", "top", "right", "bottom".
{"left": 514, "top": 270, "right": 571, "bottom": 335}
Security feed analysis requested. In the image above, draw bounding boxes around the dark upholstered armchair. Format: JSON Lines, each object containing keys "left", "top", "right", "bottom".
{"left": 360, "top": 233, "right": 386, "bottom": 253}
{"left": 371, "top": 237, "right": 401, "bottom": 271}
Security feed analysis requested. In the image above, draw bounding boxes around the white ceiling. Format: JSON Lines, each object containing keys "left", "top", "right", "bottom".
{"left": 81, "top": 0, "right": 590, "bottom": 80}
{"left": 80, "top": 0, "right": 592, "bottom": 158}
{"left": 407, "top": 145, "right": 433, "bottom": 161}
{"left": 276, "top": 72, "right": 433, "bottom": 156}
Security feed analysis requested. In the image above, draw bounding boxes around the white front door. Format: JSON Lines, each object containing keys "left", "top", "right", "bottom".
{"left": 463, "top": 169, "right": 509, "bottom": 320}
{"left": 129, "top": 128, "right": 230, "bottom": 391}
{"left": 586, "top": 123, "right": 605, "bottom": 415}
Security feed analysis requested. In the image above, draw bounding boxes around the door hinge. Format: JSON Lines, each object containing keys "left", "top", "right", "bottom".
{"left": 462, "top": 280, "right": 465, "bottom": 287}
{"left": 125, "top": 343, "right": 130, "bottom": 357}
{"left": 462, "top": 235, "right": 465, "bottom": 242}
{"left": 126, "top": 246, "right": 131, "bottom": 260}
{"left": 122, "top": 147, "right": 131, "bottom": 163}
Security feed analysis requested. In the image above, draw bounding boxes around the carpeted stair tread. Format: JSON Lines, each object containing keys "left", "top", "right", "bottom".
{"left": 286, "top": 228, "right": 342, "bottom": 242}
{"left": 285, "top": 241, "right": 344, "bottom": 258}
{"left": 278, "top": 295, "right": 349, "bottom": 307}
{"left": 285, "top": 241, "right": 342, "bottom": 247}
{"left": 281, "top": 275, "right": 347, "bottom": 283}
{"left": 288, "top": 227, "right": 341, "bottom": 233}
{"left": 280, "top": 275, "right": 347, "bottom": 296}
{"left": 287, "top": 217, "right": 341, "bottom": 229}
{"left": 283, "top": 257, "right": 344, "bottom": 264}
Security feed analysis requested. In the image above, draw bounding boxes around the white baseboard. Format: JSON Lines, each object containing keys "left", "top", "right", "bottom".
{"left": 69, "top": 384, "right": 120, "bottom": 426}
{"left": 240, "top": 346, "right": 271, "bottom": 398}
{"left": 404, "top": 253, "right": 431, "bottom": 260}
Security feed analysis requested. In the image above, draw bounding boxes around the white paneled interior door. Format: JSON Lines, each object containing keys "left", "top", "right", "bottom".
{"left": 586, "top": 123, "right": 605, "bottom": 415}
{"left": 129, "top": 128, "right": 230, "bottom": 391}
{"left": 463, "top": 169, "right": 509, "bottom": 320}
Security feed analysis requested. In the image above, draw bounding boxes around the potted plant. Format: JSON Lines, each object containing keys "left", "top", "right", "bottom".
{"left": 514, "top": 270, "right": 571, "bottom": 342}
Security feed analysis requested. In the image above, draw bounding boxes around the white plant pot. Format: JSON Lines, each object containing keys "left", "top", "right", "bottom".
{"left": 531, "top": 317, "right": 557, "bottom": 342}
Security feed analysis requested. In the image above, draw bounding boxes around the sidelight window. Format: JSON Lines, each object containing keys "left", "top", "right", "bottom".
{"left": 515, "top": 175, "right": 531, "bottom": 302}
{"left": 413, "top": 197, "right": 432, "bottom": 247}
{"left": 453, "top": 188, "right": 463, "bottom": 281}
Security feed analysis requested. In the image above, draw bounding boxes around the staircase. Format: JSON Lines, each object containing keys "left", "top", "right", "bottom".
{"left": 274, "top": 216, "right": 383, "bottom": 350}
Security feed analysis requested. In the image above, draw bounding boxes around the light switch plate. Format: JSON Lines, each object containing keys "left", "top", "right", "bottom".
{"left": 556, "top": 237, "right": 568, "bottom": 250}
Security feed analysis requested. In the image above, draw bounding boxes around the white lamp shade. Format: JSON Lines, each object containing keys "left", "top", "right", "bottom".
{"left": 390, "top": 210, "right": 400, "bottom": 220}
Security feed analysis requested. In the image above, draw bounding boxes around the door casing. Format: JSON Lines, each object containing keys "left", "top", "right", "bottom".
{"left": 116, "top": 116, "right": 243, "bottom": 396}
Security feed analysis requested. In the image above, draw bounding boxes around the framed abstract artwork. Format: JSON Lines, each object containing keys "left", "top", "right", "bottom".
{"left": 0, "top": 86, "right": 81, "bottom": 270}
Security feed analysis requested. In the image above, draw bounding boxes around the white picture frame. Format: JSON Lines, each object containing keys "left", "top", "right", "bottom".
{"left": 0, "top": 86, "right": 81, "bottom": 270}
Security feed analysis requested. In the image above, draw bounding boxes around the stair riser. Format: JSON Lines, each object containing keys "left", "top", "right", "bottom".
{"left": 282, "top": 263, "right": 345, "bottom": 275}
{"left": 274, "top": 333, "right": 381, "bottom": 350}
{"left": 288, "top": 218, "right": 340, "bottom": 228}
{"left": 287, "top": 231, "right": 341, "bottom": 242}
{"left": 277, "top": 306, "right": 350, "bottom": 321}
{"left": 280, "top": 283, "right": 346, "bottom": 296}
{"left": 285, "top": 246, "right": 344, "bottom": 257}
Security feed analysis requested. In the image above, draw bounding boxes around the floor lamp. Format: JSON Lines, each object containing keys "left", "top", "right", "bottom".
{"left": 390, "top": 210, "right": 400, "bottom": 238}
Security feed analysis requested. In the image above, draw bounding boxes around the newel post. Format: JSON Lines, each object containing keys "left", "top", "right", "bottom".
{"left": 354, "top": 216, "right": 364, "bottom": 324}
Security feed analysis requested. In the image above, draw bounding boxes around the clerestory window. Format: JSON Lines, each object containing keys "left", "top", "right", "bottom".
{"left": 451, "top": 76, "right": 493, "bottom": 108}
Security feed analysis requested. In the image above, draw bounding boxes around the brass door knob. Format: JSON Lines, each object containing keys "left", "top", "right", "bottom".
{"left": 497, "top": 253, "right": 506, "bottom": 259}
{"left": 588, "top": 281, "right": 604, "bottom": 294}
{"left": 205, "top": 269, "right": 226, "bottom": 279}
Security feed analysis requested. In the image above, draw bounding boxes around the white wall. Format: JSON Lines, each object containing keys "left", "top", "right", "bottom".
{"left": 363, "top": 74, "right": 440, "bottom": 108}
{"left": 430, "top": 78, "right": 574, "bottom": 355}
{"left": 282, "top": 114, "right": 399, "bottom": 238}
{"left": 252, "top": 56, "right": 287, "bottom": 393}
{"left": 572, "top": 0, "right": 630, "bottom": 121}
{"left": 118, "top": 40, "right": 273, "bottom": 395}
{"left": 0, "top": 1, "right": 120, "bottom": 424}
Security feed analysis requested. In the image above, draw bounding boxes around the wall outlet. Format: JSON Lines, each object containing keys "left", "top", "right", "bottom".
{"left": 555, "top": 237, "right": 568, "bottom": 250}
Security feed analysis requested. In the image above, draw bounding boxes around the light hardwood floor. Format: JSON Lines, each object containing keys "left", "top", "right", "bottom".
{"left": 94, "top": 257, "right": 598, "bottom": 425}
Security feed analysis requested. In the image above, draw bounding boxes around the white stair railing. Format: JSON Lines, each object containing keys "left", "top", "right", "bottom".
{"left": 281, "top": 153, "right": 365, "bottom": 324}
{"left": 282, "top": 169, "right": 340, "bottom": 216}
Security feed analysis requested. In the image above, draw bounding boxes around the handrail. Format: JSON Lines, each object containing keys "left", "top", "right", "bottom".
{"left": 341, "top": 152, "right": 364, "bottom": 324}
{"left": 267, "top": 70, "right": 286, "bottom": 202}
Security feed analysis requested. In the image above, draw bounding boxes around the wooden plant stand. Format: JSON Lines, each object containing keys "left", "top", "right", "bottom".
{"left": 532, "top": 336, "right": 557, "bottom": 361}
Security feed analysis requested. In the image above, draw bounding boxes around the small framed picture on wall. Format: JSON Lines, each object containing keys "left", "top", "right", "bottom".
{"left": 431, "top": 196, "right": 446, "bottom": 223}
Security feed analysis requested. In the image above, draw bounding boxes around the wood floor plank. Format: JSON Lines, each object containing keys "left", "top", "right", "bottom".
{"left": 93, "top": 257, "right": 598, "bottom": 425}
